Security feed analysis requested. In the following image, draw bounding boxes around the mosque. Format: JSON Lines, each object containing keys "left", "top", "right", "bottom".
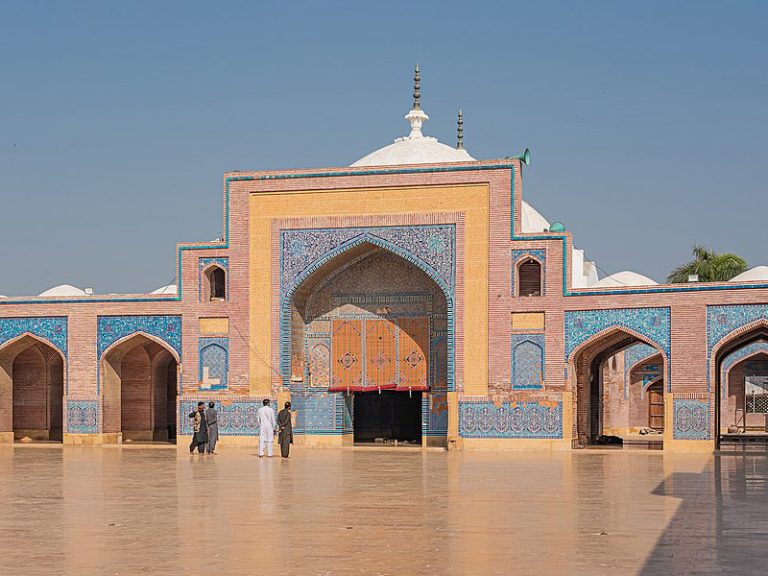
{"left": 1, "top": 67, "right": 767, "bottom": 452}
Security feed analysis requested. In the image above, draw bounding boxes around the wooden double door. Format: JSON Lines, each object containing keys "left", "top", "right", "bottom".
{"left": 647, "top": 382, "right": 664, "bottom": 430}
{"left": 330, "top": 317, "right": 429, "bottom": 391}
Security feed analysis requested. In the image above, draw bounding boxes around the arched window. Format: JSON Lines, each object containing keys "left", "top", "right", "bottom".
{"left": 206, "top": 266, "right": 226, "bottom": 301}
{"left": 518, "top": 259, "right": 542, "bottom": 297}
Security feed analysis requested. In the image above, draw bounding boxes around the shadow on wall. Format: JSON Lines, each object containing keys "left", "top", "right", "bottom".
{"left": 639, "top": 448, "right": 768, "bottom": 575}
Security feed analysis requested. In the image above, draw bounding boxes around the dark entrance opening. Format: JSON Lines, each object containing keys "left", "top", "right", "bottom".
{"left": 353, "top": 391, "right": 422, "bottom": 444}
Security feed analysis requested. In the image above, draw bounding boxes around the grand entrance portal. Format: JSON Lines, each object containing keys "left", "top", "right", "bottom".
{"left": 288, "top": 241, "right": 449, "bottom": 446}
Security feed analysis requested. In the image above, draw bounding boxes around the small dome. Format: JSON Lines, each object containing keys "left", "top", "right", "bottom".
{"left": 150, "top": 284, "right": 178, "bottom": 295}
{"left": 729, "top": 266, "right": 768, "bottom": 282}
{"left": 549, "top": 222, "right": 566, "bottom": 233}
{"left": 590, "top": 271, "right": 658, "bottom": 288}
{"left": 38, "top": 284, "right": 86, "bottom": 297}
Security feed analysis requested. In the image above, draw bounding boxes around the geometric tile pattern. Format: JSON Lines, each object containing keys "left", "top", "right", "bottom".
{"left": 66, "top": 400, "right": 99, "bottom": 434}
{"left": 426, "top": 390, "right": 449, "bottom": 436}
{"left": 564, "top": 307, "right": 671, "bottom": 360}
{"left": 0, "top": 316, "right": 68, "bottom": 357}
{"left": 673, "top": 398, "right": 710, "bottom": 440}
{"left": 199, "top": 337, "right": 228, "bottom": 390}
{"left": 179, "top": 400, "right": 275, "bottom": 436}
{"left": 511, "top": 334, "right": 545, "bottom": 389}
{"left": 97, "top": 315, "right": 182, "bottom": 359}
{"left": 511, "top": 249, "right": 546, "bottom": 296}
{"left": 459, "top": 400, "right": 562, "bottom": 439}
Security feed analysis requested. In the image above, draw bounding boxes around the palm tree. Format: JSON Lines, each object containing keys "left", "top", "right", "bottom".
{"left": 667, "top": 245, "right": 748, "bottom": 283}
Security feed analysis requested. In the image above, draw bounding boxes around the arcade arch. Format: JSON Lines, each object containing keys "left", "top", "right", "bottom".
{"left": 570, "top": 328, "right": 667, "bottom": 447}
{"left": 101, "top": 333, "right": 178, "bottom": 442}
{"left": 0, "top": 334, "right": 65, "bottom": 442}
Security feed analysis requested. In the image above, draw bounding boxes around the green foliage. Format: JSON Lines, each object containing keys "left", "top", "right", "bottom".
{"left": 667, "top": 245, "right": 748, "bottom": 284}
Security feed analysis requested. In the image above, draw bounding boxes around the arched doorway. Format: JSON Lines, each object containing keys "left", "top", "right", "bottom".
{"left": 714, "top": 324, "right": 768, "bottom": 445}
{"left": 0, "top": 334, "right": 65, "bottom": 442}
{"left": 288, "top": 241, "right": 449, "bottom": 446}
{"left": 571, "top": 328, "right": 666, "bottom": 448}
{"left": 101, "top": 333, "right": 178, "bottom": 443}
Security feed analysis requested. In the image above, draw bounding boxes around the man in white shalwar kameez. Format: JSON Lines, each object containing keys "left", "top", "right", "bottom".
{"left": 257, "top": 399, "right": 277, "bottom": 458}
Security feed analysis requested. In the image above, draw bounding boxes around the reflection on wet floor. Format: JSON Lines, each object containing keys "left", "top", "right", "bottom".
{"left": 1, "top": 446, "right": 767, "bottom": 575}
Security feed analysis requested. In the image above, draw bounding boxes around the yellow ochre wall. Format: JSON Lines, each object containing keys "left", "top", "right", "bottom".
{"left": 248, "top": 183, "right": 490, "bottom": 397}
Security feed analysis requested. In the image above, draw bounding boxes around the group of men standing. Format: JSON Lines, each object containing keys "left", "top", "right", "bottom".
{"left": 189, "top": 399, "right": 294, "bottom": 458}
{"left": 188, "top": 401, "right": 219, "bottom": 455}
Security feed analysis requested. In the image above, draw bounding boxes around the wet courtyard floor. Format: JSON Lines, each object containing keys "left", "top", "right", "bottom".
{"left": 1, "top": 445, "right": 768, "bottom": 576}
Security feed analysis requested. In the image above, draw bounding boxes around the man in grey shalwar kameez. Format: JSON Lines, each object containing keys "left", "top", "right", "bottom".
{"left": 277, "top": 401, "right": 293, "bottom": 458}
{"left": 205, "top": 401, "right": 219, "bottom": 454}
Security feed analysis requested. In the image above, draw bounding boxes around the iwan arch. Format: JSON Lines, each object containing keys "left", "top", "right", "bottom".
{"left": 1, "top": 69, "right": 767, "bottom": 452}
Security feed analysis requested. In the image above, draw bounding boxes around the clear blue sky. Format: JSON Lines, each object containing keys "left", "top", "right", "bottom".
{"left": 1, "top": 0, "right": 766, "bottom": 296}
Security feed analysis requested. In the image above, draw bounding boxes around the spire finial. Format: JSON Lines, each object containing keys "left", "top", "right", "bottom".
{"left": 405, "top": 64, "right": 429, "bottom": 138}
{"left": 413, "top": 64, "right": 421, "bottom": 110}
{"left": 457, "top": 109, "right": 464, "bottom": 150}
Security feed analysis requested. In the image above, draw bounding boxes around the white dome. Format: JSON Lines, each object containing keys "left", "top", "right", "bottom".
{"left": 150, "top": 284, "right": 178, "bottom": 295}
{"left": 590, "top": 271, "right": 658, "bottom": 288}
{"left": 521, "top": 202, "right": 550, "bottom": 233}
{"left": 352, "top": 136, "right": 475, "bottom": 167}
{"left": 38, "top": 284, "right": 86, "bottom": 297}
{"left": 729, "top": 266, "right": 768, "bottom": 282}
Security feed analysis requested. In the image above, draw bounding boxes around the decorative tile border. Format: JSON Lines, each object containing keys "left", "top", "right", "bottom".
{"left": 511, "top": 249, "right": 546, "bottom": 296}
{"left": 97, "top": 315, "right": 182, "bottom": 359}
{"left": 199, "top": 337, "right": 228, "bottom": 390}
{"left": 564, "top": 307, "right": 671, "bottom": 361}
{"left": 511, "top": 334, "right": 545, "bottom": 389}
{"left": 673, "top": 398, "right": 710, "bottom": 440}
{"left": 0, "top": 317, "right": 67, "bottom": 357}
{"left": 67, "top": 400, "right": 99, "bottom": 434}
{"left": 179, "top": 399, "right": 275, "bottom": 436}
{"left": 459, "top": 400, "right": 562, "bottom": 439}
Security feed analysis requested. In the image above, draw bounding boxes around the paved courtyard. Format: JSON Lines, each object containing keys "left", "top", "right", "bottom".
{"left": 1, "top": 445, "right": 767, "bottom": 575}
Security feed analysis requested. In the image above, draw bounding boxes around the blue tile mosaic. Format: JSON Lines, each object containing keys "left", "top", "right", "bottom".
{"left": 719, "top": 340, "right": 768, "bottom": 398}
{"left": 179, "top": 400, "right": 274, "bottom": 436}
{"left": 511, "top": 249, "right": 546, "bottom": 296}
{"left": 0, "top": 317, "right": 67, "bottom": 357}
{"left": 707, "top": 304, "right": 768, "bottom": 356}
{"left": 673, "top": 398, "right": 710, "bottom": 440}
{"left": 459, "top": 401, "right": 562, "bottom": 439}
{"left": 199, "top": 338, "right": 228, "bottom": 390}
{"left": 67, "top": 400, "right": 98, "bottom": 434}
{"left": 280, "top": 225, "right": 455, "bottom": 298}
{"left": 97, "top": 315, "right": 182, "bottom": 359}
{"left": 511, "top": 334, "right": 545, "bottom": 389}
{"left": 564, "top": 307, "right": 671, "bottom": 360}
{"left": 291, "top": 391, "right": 340, "bottom": 435}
